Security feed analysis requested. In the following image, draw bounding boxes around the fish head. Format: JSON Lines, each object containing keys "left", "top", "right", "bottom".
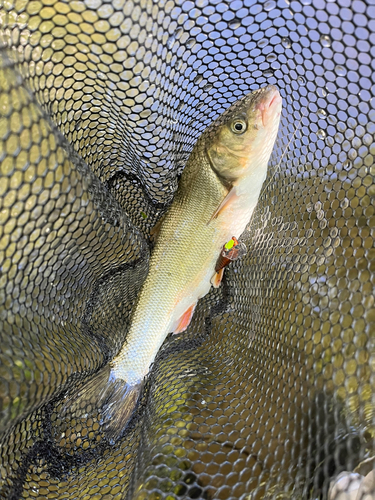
{"left": 205, "top": 85, "right": 282, "bottom": 183}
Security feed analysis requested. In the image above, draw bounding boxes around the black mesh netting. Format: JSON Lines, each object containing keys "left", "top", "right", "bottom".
{"left": 0, "top": 0, "right": 374, "bottom": 499}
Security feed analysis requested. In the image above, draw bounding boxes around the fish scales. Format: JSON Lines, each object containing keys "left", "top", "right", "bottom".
{"left": 114, "top": 145, "right": 229, "bottom": 382}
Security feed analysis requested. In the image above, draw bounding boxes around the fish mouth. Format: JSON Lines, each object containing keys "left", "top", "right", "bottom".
{"left": 256, "top": 85, "right": 282, "bottom": 126}
{"left": 257, "top": 85, "right": 282, "bottom": 108}
{"left": 268, "top": 90, "right": 282, "bottom": 108}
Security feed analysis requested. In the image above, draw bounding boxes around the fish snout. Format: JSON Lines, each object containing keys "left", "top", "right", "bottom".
{"left": 256, "top": 85, "right": 282, "bottom": 126}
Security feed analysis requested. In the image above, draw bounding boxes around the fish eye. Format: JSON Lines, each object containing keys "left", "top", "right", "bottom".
{"left": 231, "top": 119, "right": 247, "bottom": 134}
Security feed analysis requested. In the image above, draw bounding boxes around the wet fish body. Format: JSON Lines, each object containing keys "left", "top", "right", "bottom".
{"left": 63, "top": 85, "right": 282, "bottom": 440}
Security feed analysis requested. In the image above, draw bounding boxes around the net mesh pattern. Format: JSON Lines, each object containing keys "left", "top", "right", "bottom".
{"left": 0, "top": 0, "right": 374, "bottom": 499}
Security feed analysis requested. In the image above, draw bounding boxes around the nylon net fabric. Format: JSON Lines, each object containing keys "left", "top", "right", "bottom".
{"left": 0, "top": 0, "right": 374, "bottom": 499}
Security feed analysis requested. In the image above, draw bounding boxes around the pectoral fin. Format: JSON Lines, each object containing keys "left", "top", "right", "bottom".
{"left": 173, "top": 303, "right": 197, "bottom": 334}
{"left": 208, "top": 187, "right": 238, "bottom": 224}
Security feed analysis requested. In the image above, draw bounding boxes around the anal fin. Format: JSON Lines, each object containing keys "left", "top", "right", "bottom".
{"left": 173, "top": 303, "right": 197, "bottom": 334}
{"left": 211, "top": 268, "right": 224, "bottom": 288}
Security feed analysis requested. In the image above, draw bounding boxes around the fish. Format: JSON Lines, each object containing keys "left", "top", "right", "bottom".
{"left": 62, "top": 84, "right": 282, "bottom": 442}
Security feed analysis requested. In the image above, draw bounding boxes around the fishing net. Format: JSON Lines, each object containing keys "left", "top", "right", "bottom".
{"left": 0, "top": 0, "right": 374, "bottom": 498}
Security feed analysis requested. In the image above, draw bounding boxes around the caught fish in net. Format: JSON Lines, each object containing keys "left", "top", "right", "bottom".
{"left": 0, "top": 0, "right": 374, "bottom": 499}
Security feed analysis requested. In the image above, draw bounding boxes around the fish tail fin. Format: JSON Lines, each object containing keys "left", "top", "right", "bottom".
{"left": 61, "top": 364, "right": 143, "bottom": 443}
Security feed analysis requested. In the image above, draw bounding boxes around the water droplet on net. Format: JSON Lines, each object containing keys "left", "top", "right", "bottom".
{"left": 264, "top": 0, "right": 276, "bottom": 10}
{"left": 229, "top": 18, "right": 241, "bottom": 29}
{"left": 348, "top": 149, "right": 357, "bottom": 160}
{"left": 266, "top": 54, "right": 277, "bottom": 62}
{"left": 282, "top": 37, "right": 291, "bottom": 48}
{"left": 327, "top": 115, "right": 337, "bottom": 125}
{"left": 317, "top": 87, "right": 327, "bottom": 97}
{"left": 314, "top": 201, "right": 322, "bottom": 211}
{"left": 320, "top": 35, "right": 331, "bottom": 47}
{"left": 317, "top": 129, "right": 326, "bottom": 139}
{"left": 297, "top": 76, "right": 306, "bottom": 85}
{"left": 330, "top": 227, "right": 338, "bottom": 238}
{"left": 335, "top": 65, "right": 346, "bottom": 76}
{"left": 174, "top": 27, "right": 183, "bottom": 39}
{"left": 186, "top": 38, "right": 195, "bottom": 49}
{"left": 263, "top": 69, "right": 274, "bottom": 77}
{"left": 258, "top": 39, "right": 268, "bottom": 48}
{"left": 317, "top": 109, "right": 327, "bottom": 119}
{"left": 341, "top": 198, "right": 349, "bottom": 209}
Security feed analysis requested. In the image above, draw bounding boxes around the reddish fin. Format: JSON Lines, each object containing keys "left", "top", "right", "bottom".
{"left": 208, "top": 187, "right": 238, "bottom": 224}
{"left": 173, "top": 303, "right": 196, "bottom": 334}
{"left": 211, "top": 268, "right": 224, "bottom": 288}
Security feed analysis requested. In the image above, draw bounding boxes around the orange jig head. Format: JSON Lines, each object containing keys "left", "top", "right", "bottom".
{"left": 215, "top": 237, "right": 247, "bottom": 272}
